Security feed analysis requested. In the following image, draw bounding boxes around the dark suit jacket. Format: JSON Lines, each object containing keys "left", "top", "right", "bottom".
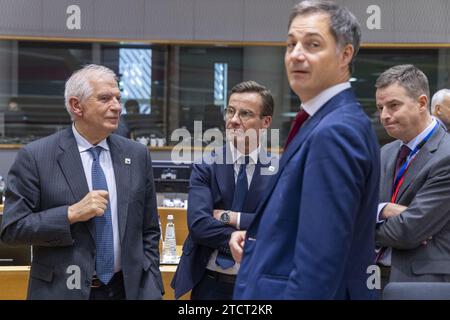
{"left": 234, "top": 89, "right": 380, "bottom": 300}
{"left": 0, "top": 128, "right": 163, "bottom": 299}
{"left": 170, "top": 146, "right": 277, "bottom": 299}
{"left": 376, "top": 124, "right": 450, "bottom": 282}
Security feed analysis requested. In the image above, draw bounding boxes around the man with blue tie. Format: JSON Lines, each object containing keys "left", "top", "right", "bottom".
{"left": 0, "top": 65, "right": 163, "bottom": 300}
{"left": 171, "top": 81, "right": 277, "bottom": 300}
{"left": 375, "top": 65, "right": 450, "bottom": 285}
{"left": 230, "top": 0, "right": 380, "bottom": 299}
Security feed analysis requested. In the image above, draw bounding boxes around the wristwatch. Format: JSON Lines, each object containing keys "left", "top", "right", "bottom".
{"left": 220, "top": 210, "right": 231, "bottom": 225}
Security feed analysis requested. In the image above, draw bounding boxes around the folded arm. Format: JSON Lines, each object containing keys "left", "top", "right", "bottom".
{"left": 187, "top": 163, "right": 236, "bottom": 250}
{"left": 0, "top": 147, "right": 73, "bottom": 247}
{"left": 376, "top": 163, "right": 450, "bottom": 249}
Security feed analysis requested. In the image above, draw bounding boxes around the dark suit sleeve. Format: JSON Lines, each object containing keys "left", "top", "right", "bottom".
{"left": 376, "top": 159, "right": 450, "bottom": 249}
{"left": 142, "top": 149, "right": 162, "bottom": 269}
{"left": 187, "top": 163, "right": 236, "bottom": 250}
{"left": 284, "top": 123, "right": 372, "bottom": 299}
{"left": 0, "top": 147, "right": 73, "bottom": 247}
{"left": 239, "top": 212, "right": 255, "bottom": 230}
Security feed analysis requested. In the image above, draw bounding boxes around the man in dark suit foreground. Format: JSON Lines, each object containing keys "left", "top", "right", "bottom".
{"left": 230, "top": 0, "right": 380, "bottom": 299}
{"left": 0, "top": 64, "right": 163, "bottom": 300}
{"left": 375, "top": 64, "right": 450, "bottom": 284}
{"left": 171, "top": 81, "right": 276, "bottom": 300}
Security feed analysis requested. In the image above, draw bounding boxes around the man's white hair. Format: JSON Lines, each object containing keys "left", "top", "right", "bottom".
{"left": 64, "top": 64, "right": 117, "bottom": 119}
{"left": 431, "top": 89, "right": 450, "bottom": 114}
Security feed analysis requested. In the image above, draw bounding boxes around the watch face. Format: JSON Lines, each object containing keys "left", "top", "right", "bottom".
{"left": 220, "top": 211, "right": 230, "bottom": 224}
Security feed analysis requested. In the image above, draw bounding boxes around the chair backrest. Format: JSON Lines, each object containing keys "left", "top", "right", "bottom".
{"left": 383, "top": 282, "right": 450, "bottom": 300}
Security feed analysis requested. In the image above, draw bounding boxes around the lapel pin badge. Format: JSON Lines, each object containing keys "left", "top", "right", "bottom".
{"left": 125, "top": 158, "right": 131, "bottom": 165}
{"left": 268, "top": 166, "right": 275, "bottom": 172}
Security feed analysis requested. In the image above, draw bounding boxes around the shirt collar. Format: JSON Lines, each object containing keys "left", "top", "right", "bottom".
{"left": 72, "top": 124, "right": 109, "bottom": 153}
{"left": 302, "top": 82, "right": 351, "bottom": 117}
{"left": 404, "top": 117, "right": 437, "bottom": 150}
{"left": 228, "top": 141, "right": 258, "bottom": 165}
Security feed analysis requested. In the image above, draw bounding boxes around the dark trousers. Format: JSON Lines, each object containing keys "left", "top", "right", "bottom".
{"left": 89, "top": 271, "right": 126, "bottom": 300}
{"left": 191, "top": 270, "right": 236, "bottom": 300}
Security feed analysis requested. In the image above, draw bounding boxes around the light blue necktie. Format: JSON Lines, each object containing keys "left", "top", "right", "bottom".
{"left": 216, "top": 156, "right": 249, "bottom": 269}
{"left": 89, "top": 146, "right": 115, "bottom": 284}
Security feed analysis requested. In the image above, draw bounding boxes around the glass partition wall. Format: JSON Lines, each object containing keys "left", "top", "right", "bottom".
{"left": 0, "top": 39, "right": 446, "bottom": 146}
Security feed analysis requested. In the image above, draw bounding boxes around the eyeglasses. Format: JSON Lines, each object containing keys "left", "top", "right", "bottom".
{"left": 223, "top": 107, "right": 261, "bottom": 122}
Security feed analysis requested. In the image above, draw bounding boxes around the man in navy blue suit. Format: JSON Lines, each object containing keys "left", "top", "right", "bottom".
{"left": 171, "top": 81, "right": 277, "bottom": 300}
{"left": 230, "top": 0, "right": 380, "bottom": 299}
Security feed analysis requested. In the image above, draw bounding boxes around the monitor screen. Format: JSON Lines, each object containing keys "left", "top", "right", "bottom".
{"left": 152, "top": 160, "right": 192, "bottom": 194}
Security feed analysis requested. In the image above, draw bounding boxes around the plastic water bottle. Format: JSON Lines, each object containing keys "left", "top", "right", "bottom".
{"left": 163, "top": 215, "right": 178, "bottom": 263}
{"left": 0, "top": 176, "right": 5, "bottom": 205}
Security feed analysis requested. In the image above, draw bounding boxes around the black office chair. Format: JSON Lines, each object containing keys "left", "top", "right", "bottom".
{"left": 383, "top": 282, "right": 450, "bottom": 300}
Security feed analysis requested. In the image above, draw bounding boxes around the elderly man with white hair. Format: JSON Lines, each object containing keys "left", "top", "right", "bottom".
{"left": 1, "top": 65, "right": 163, "bottom": 300}
{"left": 431, "top": 89, "right": 450, "bottom": 130}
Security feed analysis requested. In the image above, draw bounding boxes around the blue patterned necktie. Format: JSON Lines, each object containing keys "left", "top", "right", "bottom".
{"left": 216, "top": 156, "right": 250, "bottom": 269}
{"left": 89, "top": 146, "right": 115, "bottom": 284}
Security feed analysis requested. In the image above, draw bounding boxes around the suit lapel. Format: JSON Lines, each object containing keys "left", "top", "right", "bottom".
{"left": 215, "top": 164, "right": 235, "bottom": 208}
{"left": 396, "top": 126, "right": 444, "bottom": 202}
{"left": 56, "top": 128, "right": 93, "bottom": 240}
{"left": 214, "top": 146, "right": 235, "bottom": 208}
{"left": 108, "top": 135, "right": 131, "bottom": 243}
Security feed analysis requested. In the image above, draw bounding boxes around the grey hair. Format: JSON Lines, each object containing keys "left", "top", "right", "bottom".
{"left": 431, "top": 89, "right": 450, "bottom": 114}
{"left": 375, "top": 65, "right": 430, "bottom": 106}
{"left": 230, "top": 80, "right": 274, "bottom": 117}
{"left": 64, "top": 64, "right": 117, "bottom": 119}
{"left": 288, "top": 0, "right": 361, "bottom": 74}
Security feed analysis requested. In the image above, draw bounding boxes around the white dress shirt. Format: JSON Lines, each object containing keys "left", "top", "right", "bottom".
{"left": 72, "top": 125, "right": 121, "bottom": 273}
